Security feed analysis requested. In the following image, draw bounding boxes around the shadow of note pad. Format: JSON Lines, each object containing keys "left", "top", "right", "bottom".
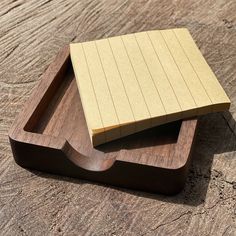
{"left": 70, "top": 28, "right": 230, "bottom": 146}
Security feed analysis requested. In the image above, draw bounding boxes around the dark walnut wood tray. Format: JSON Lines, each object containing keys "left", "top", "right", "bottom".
{"left": 9, "top": 47, "right": 198, "bottom": 195}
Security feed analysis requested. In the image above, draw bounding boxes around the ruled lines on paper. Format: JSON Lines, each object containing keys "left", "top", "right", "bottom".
{"left": 70, "top": 28, "right": 230, "bottom": 146}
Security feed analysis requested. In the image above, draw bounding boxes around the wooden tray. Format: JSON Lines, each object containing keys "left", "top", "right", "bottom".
{"left": 9, "top": 47, "right": 198, "bottom": 195}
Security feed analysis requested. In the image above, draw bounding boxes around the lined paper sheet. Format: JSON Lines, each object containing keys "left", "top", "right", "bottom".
{"left": 70, "top": 28, "right": 230, "bottom": 146}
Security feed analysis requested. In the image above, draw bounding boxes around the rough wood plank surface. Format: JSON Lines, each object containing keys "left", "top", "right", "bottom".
{"left": 0, "top": 0, "right": 235, "bottom": 235}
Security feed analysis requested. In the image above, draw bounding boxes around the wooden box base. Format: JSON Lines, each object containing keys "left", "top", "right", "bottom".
{"left": 9, "top": 47, "right": 198, "bottom": 195}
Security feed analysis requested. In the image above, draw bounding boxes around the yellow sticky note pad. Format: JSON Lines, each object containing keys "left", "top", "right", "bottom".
{"left": 70, "top": 28, "right": 230, "bottom": 146}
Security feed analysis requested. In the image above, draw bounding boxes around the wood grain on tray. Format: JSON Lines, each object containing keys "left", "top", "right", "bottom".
{"left": 9, "top": 47, "right": 198, "bottom": 194}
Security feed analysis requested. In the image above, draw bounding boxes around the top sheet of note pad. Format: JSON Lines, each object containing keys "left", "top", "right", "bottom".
{"left": 70, "top": 28, "right": 230, "bottom": 146}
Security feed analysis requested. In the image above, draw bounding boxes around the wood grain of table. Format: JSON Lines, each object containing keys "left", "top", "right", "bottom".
{"left": 0, "top": 0, "right": 236, "bottom": 235}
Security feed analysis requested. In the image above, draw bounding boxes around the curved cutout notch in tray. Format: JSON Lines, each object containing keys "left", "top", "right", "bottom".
{"left": 9, "top": 47, "right": 198, "bottom": 194}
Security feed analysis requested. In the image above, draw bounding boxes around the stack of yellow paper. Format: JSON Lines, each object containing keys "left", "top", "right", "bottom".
{"left": 70, "top": 28, "right": 230, "bottom": 146}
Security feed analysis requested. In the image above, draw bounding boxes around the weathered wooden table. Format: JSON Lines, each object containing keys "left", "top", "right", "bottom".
{"left": 0, "top": 0, "right": 236, "bottom": 235}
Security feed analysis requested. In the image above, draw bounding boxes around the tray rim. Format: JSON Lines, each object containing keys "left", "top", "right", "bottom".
{"left": 8, "top": 46, "right": 198, "bottom": 172}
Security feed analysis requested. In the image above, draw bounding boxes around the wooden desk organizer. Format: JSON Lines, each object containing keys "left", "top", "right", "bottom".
{"left": 9, "top": 47, "right": 198, "bottom": 194}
